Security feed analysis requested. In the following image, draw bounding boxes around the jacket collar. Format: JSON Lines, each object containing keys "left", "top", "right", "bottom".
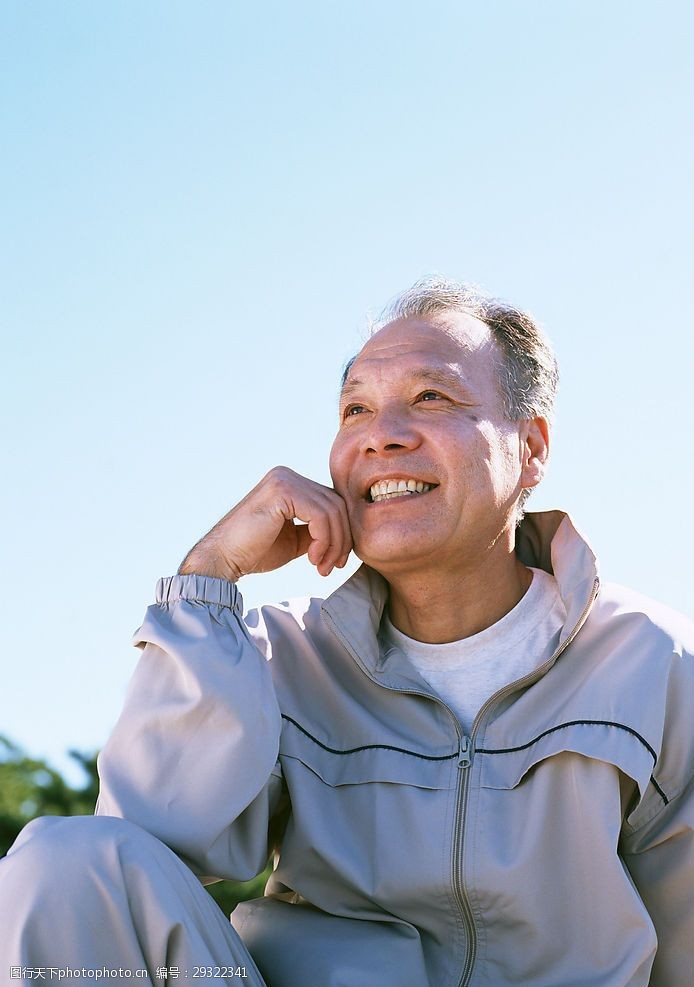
{"left": 320, "top": 509, "right": 600, "bottom": 685}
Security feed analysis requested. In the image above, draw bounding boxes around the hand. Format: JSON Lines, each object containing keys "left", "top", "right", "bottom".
{"left": 178, "top": 467, "right": 353, "bottom": 581}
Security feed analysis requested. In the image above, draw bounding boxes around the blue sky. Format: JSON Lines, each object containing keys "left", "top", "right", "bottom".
{"left": 2, "top": 1, "right": 692, "bottom": 783}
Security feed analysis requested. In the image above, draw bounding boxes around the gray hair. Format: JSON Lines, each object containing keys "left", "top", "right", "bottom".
{"left": 342, "top": 276, "right": 559, "bottom": 514}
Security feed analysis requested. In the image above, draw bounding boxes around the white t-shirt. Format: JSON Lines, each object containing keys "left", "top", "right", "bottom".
{"left": 382, "top": 567, "right": 567, "bottom": 734}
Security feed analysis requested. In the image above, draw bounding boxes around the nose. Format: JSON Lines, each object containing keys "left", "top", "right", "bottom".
{"left": 361, "top": 407, "right": 421, "bottom": 455}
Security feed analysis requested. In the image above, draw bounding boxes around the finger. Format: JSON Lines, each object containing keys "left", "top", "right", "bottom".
{"left": 292, "top": 523, "right": 313, "bottom": 560}
{"left": 310, "top": 497, "right": 352, "bottom": 574}
{"left": 330, "top": 492, "right": 353, "bottom": 561}
{"left": 317, "top": 503, "right": 346, "bottom": 573}
{"left": 306, "top": 512, "right": 334, "bottom": 570}
{"left": 291, "top": 485, "right": 351, "bottom": 575}
{"left": 315, "top": 493, "right": 353, "bottom": 574}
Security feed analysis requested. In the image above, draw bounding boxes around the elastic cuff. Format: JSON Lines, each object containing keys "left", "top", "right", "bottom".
{"left": 155, "top": 574, "right": 243, "bottom": 613}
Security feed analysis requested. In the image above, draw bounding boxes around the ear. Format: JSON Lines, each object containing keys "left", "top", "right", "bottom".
{"left": 519, "top": 417, "right": 550, "bottom": 491}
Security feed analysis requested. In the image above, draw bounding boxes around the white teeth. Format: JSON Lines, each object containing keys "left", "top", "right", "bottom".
{"left": 368, "top": 478, "right": 434, "bottom": 502}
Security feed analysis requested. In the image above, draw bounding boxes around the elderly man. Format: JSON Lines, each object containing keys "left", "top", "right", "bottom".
{"left": 2, "top": 279, "right": 693, "bottom": 986}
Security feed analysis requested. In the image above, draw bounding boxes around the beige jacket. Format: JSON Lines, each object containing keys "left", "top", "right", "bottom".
{"left": 97, "top": 510, "right": 694, "bottom": 986}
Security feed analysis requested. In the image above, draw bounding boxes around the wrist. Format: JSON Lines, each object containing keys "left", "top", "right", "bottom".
{"left": 178, "top": 543, "right": 243, "bottom": 582}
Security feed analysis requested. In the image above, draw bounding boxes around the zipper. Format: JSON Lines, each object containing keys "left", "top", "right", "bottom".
{"left": 322, "top": 575, "right": 600, "bottom": 987}
{"left": 452, "top": 575, "right": 600, "bottom": 987}
{"left": 458, "top": 734, "right": 471, "bottom": 768}
{"left": 453, "top": 734, "right": 476, "bottom": 987}
{"left": 322, "top": 609, "right": 479, "bottom": 985}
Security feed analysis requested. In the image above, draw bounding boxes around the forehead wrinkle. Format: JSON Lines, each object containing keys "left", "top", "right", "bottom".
{"left": 340, "top": 375, "right": 366, "bottom": 399}
{"left": 406, "top": 366, "right": 472, "bottom": 389}
{"left": 340, "top": 363, "right": 476, "bottom": 401}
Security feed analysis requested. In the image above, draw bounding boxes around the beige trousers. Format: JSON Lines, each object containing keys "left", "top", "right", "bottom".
{"left": 0, "top": 815, "right": 266, "bottom": 986}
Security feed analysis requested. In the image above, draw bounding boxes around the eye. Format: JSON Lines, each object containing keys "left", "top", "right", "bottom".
{"left": 343, "top": 404, "right": 366, "bottom": 418}
{"left": 417, "top": 390, "right": 444, "bottom": 402}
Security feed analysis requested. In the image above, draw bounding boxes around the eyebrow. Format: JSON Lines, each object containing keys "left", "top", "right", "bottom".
{"left": 340, "top": 367, "right": 472, "bottom": 400}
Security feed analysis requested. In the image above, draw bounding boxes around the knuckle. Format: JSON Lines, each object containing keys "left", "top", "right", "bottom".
{"left": 264, "top": 465, "right": 291, "bottom": 486}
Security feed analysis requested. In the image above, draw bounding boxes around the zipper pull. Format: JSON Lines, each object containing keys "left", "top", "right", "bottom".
{"left": 458, "top": 735, "right": 472, "bottom": 768}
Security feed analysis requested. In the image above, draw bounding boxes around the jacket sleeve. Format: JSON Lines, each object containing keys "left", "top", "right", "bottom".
{"left": 95, "top": 573, "right": 284, "bottom": 883}
{"left": 621, "top": 771, "right": 694, "bottom": 984}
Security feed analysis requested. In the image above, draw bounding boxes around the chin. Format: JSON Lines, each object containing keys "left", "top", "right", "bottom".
{"left": 354, "top": 535, "right": 441, "bottom": 575}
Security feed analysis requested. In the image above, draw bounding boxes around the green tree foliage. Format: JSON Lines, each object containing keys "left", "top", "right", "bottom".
{"left": 0, "top": 736, "right": 270, "bottom": 916}
{"left": 0, "top": 736, "right": 99, "bottom": 856}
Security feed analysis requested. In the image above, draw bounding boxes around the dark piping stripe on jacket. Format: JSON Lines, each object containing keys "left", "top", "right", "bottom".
{"left": 472, "top": 719, "right": 668, "bottom": 805}
{"left": 281, "top": 714, "right": 459, "bottom": 762}
{"left": 281, "top": 714, "right": 669, "bottom": 805}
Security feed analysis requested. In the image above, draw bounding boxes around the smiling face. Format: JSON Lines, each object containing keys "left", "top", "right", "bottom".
{"left": 329, "top": 312, "right": 547, "bottom": 579}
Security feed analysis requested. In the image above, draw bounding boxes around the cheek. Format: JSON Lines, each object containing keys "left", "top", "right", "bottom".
{"left": 488, "top": 435, "right": 523, "bottom": 488}
{"left": 459, "top": 426, "right": 519, "bottom": 488}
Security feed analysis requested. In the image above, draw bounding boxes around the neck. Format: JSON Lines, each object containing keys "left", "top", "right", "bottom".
{"left": 385, "top": 538, "right": 532, "bottom": 645}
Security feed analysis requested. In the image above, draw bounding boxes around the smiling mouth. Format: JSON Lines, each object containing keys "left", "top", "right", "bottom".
{"left": 367, "top": 479, "right": 438, "bottom": 503}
